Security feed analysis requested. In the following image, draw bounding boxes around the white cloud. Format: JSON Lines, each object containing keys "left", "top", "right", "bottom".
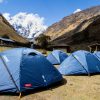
{"left": 0, "top": 0, "right": 4, "bottom": 3}
{"left": 73, "top": 9, "right": 81, "bottom": 14}
{"left": 3, "top": 12, "right": 47, "bottom": 38}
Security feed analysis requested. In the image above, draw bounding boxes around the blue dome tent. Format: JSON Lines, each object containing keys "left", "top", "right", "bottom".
{"left": 58, "top": 50, "right": 100, "bottom": 75}
{"left": 47, "top": 50, "right": 68, "bottom": 65}
{"left": 0, "top": 48, "right": 62, "bottom": 94}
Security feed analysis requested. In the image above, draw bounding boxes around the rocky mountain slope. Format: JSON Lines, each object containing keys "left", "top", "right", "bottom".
{"left": 44, "top": 6, "right": 100, "bottom": 51}
{"left": 0, "top": 14, "right": 29, "bottom": 44}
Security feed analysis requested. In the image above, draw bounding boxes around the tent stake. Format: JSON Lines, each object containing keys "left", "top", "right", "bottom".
{"left": 88, "top": 73, "right": 91, "bottom": 77}
{"left": 19, "top": 92, "right": 22, "bottom": 99}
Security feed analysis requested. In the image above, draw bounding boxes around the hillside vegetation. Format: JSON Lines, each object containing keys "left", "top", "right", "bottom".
{"left": 0, "top": 14, "right": 29, "bottom": 44}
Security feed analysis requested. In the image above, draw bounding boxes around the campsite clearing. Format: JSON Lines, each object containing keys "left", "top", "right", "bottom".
{"left": 0, "top": 75, "right": 100, "bottom": 100}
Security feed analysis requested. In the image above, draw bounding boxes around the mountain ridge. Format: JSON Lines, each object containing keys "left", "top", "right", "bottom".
{"left": 44, "top": 6, "right": 100, "bottom": 41}
{"left": 43, "top": 6, "right": 100, "bottom": 51}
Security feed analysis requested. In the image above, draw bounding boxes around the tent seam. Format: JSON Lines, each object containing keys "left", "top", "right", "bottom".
{"left": 0, "top": 55, "right": 20, "bottom": 92}
{"left": 52, "top": 53, "right": 60, "bottom": 63}
{"left": 19, "top": 48, "right": 26, "bottom": 92}
{"left": 72, "top": 54, "right": 90, "bottom": 75}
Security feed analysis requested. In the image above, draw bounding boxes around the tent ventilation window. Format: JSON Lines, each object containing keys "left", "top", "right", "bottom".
{"left": 28, "top": 53, "right": 37, "bottom": 56}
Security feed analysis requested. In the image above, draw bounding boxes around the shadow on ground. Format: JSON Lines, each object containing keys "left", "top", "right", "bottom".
{"left": 64, "top": 73, "right": 100, "bottom": 76}
{"left": 0, "top": 78, "right": 67, "bottom": 98}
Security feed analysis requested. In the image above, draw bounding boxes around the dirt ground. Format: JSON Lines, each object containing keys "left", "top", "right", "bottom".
{"left": 0, "top": 75, "right": 100, "bottom": 100}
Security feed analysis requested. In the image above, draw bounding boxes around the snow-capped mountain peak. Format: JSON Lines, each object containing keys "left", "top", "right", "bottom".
{"left": 3, "top": 12, "right": 47, "bottom": 39}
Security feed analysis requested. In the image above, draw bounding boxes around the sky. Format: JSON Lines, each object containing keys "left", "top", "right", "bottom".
{"left": 0, "top": 0, "right": 100, "bottom": 26}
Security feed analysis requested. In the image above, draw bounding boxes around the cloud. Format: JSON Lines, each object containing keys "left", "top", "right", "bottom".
{"left": 73, "top": 9, "right": 81, "bottom": 14}
{"left": 0, "top": 0, "right": 4, "bottom": 3}
{"left": 3, "top": 12, "right": 47, "bottom": 38}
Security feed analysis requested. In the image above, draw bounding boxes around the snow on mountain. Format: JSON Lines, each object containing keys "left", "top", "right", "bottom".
{"left": 73, "top": 9, "right": 81, "bottom": 14}
{"left": 3, "top": 12, "right": 47, "bottom": 39}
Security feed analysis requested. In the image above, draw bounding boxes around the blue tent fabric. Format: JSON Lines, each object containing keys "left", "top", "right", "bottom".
{"left": 0, "top": 48, "right": 62, "bottom": 93}
{"left": 93, "top": 51, "right": 100, "bottom": 61}
{"left": 47, "top": 50, "right": 68, "bottom": 65}
{"left": 58, "top": 50, "right": 100, "bottom": 75}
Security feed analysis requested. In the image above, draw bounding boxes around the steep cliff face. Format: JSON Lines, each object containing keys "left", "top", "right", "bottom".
{"left": 44, "top": 6, "right": 100, "bottom": 41}
{"left": 44, "top": 6, "right": 100, "bottom": 51}
{"left": 0, "top": 14, "right": 29, "bottom": 44}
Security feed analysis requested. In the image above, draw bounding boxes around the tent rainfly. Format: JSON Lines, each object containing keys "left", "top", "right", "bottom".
{"left": 0, "top": 48, "right": 62, "bottom": 97}
{"left": 47, "top": 50, "right": 68, "bottom": 65}
{"left": 58, "top": 50, "right": 100, "bottom": 75}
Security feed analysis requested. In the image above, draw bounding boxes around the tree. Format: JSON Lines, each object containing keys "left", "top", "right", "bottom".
{"left": 35, "top": 34, "right": 50, "bottom": 48}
